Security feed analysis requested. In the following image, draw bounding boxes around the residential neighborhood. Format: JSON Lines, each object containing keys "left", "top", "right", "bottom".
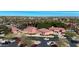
{"left": 0, "top": 16, "right": 79, "bottom": 47}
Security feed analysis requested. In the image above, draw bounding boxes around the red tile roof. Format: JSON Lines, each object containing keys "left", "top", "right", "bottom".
{"left": 23, "top": 26, "right": 38, "bottom": 34}
{"left": 11, "top": 26, "right": 21, "bottom": 34}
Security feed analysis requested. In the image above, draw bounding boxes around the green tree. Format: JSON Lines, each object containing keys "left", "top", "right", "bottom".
{"left": 0, "top": 25, "right": 11, "bottom": 35}
{"left": 65, "top": 32, "right": 77, "bottom": 37}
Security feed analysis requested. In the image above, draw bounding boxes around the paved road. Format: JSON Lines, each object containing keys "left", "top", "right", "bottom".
{"left": 0, "top": 42, "right": 18, "bottom": 47}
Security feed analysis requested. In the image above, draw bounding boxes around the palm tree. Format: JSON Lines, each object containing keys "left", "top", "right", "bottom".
{"left": 18, "top": 34, "right": 34, "bottom": 47}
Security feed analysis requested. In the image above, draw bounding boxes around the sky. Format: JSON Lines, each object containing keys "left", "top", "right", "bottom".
{"left": 0, "top": 11, "right": 79, "bottom": 16}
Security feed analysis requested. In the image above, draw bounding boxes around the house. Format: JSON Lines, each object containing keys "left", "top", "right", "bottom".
{"left": 65, "top": 23, "right": 77, "bottom": 28}
{"left": 49, "top": 26, "right": 66, "bottom": 35}
{"left": 38, "top": 28, "right": 53, "bottom": 36}
{"left": 11, "top": 26, "right": 21, "bottom": 34}
{"left": 23, "top": 26, "right": 38, "bottom": 35}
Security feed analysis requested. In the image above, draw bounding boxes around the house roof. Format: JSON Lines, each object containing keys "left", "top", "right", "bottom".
{"left": 38, "top": 28, "right": 50, "bottom": 32}
{"left": 49, "top": 26, "right": 66, "bottom": 32}
{"left": 23, "top": 26, "right": 38, "bottom": 34}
